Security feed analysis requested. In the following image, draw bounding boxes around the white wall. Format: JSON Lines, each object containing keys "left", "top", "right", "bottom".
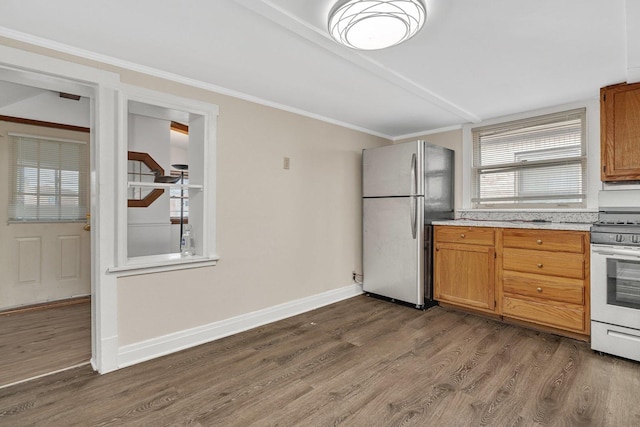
{"left": 127, "top": 113, "right": 171, "bottom": 257}
{"left": 117, "top": 90, "right": 388, "bottom": 345}
{"left": 170, "top": 130, "right": 188, "bottom": 165}
{"left": 169, "top": 130, "right": 188, "bottom": 253}
{"left": 0, "top": 42, "right": 389, "bottom": 355}
{"left": 0, "top": 37, "right": 389, "bottom": 367}
{"left": 0, "top": 90, "right": 90, "bottom": 127}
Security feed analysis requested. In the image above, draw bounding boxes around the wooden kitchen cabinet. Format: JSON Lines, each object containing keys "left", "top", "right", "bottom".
{"left": 433, "top": 225, "right": 590, "bottom": 340}
{"left": 501, "top": 228, "right": 590, "bottom": 337}
{"left": 601, "top": 82, "right": 640, "bottom": 181}
{"left": 434, "top": 226, "right": 496, "bottom": 313}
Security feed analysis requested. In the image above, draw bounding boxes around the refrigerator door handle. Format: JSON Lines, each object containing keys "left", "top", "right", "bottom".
{"left": 410, "top": 153, "right": 417, "bottom": 196}
{"left": 410, "top": 153, "right": 418, "bottom": 239}
{"left": 410, "top": 195, "right": 417, "bottom": 239}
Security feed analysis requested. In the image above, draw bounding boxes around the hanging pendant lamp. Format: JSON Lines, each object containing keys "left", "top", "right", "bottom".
{"left": 328, "top": 0, "right": 426, "bottom": 50}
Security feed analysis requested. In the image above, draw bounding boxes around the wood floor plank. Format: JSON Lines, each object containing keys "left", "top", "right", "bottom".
{"left": 336, "top": 319, "right": 515, "bottom": 425}
{"left": 2, "top": 295, "right": 640, "bottom": 426}
{"left": 0, "top": 302, "right": 91, "bottom": 387}
{"left": 602, "top": 355, "right": 640, "bottom": 426}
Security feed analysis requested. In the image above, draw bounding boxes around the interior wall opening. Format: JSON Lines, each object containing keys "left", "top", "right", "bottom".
{"left": 0, "top": 75, "right": 93, "bottom": 387}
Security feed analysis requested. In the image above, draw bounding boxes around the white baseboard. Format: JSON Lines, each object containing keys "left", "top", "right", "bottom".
{"left": 118, "top": 283, "right": 363, "bottom": 368}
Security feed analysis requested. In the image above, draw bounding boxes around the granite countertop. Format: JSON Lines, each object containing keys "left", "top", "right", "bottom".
{"left": 431, "top": 219, "right": 592, "bottom": 232}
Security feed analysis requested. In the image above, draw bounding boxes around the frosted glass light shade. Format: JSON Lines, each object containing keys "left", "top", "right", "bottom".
{"left": 328, "top": 0, "right": 426, "bottom": 50}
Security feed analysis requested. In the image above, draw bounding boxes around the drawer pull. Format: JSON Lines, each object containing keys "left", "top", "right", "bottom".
{"left": 536, "top": 239, "right": 543, "bottom": 245}
{"left": 537, "top": 287, "right": 542, "bottom": 293}
{"left": 460, "top": 234, "right": 465, "bottom": 238}
{"left": 537, "top": 263, "right": 543, "bottom": 268}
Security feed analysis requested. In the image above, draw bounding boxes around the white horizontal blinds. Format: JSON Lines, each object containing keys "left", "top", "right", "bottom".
{"left": 8, "top": 134, "right": 88, "bottom": 221}
{"left": 472, "top": 109, "right": 586, "bottom": 208}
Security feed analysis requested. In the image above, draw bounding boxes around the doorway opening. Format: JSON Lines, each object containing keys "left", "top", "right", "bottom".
{"left": 0, "top": 77, "right": 92, "bottom": 387}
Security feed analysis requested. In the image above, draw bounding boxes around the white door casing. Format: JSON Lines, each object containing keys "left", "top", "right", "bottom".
{"left": 0, "top": 44, "right": 121, "bottom": 373}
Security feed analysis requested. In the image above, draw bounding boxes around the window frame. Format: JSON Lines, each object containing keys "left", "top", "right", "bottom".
{"left": 462, "top": 100, "right": 601, "bottom": 212}
{"left": 471, "top": 108, "right": 587, "bottom": 209}
{"left": 8, "top": 132, "right": 88, "bottom": 223}
{"left": 110, "top": 84, "right": 218, "bottom": 272}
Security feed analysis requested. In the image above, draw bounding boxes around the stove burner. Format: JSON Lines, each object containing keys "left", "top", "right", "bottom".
{"left": 592, "top": 212, "right": 640, "bottom": 246}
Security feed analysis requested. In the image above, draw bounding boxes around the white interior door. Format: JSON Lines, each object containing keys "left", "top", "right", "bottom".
{"left": 0, "top": 121, "right": 91, "bottom": 310}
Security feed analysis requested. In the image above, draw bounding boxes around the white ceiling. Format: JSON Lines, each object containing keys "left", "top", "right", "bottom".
{"left": 0, "top": 0, "right": 633, "bottom": 139}
{"left": 0, "top": 80, "right": 90, "bottom": 127}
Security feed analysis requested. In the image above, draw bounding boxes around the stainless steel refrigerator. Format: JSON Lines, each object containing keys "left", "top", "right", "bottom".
{"left": 362, "top": 140, "right": 454, "bottom": 308}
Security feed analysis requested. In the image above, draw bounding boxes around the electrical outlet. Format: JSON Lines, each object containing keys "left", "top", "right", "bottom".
{"left": 352, "top": 270, "right": 357, "bottom": 281}
{"left": 283, "top": 157, "right": 290, "bottom": 170}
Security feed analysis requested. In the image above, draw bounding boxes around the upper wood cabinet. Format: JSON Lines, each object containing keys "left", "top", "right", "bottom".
{"left": 601, "top": 82, "right": 640, "bottom": 181}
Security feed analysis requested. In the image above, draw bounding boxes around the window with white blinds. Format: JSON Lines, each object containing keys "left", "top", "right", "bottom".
{"left": 8, "top": 134, "right": 88, "bottom": 222}
{"left": 471, "top": 109, "right": 586, "bottom": 209}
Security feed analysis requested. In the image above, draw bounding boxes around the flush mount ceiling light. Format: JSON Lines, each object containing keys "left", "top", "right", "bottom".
{"left": 328, "top": 0, "right": 426, "bottom": 50}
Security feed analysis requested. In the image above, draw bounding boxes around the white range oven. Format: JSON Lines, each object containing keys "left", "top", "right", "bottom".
{"left": 591, "top": 190, "right": 640, "bottom": 362}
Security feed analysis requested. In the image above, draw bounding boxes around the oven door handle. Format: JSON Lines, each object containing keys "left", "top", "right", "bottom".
{"left": 592, "top": 247, "right": 640, "bottom": 258}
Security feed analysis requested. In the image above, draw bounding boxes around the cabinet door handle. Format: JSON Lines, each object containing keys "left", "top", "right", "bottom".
{"left": 537, "top": 263, "right": 543, "bottom": 268}
{"left": 536, "top": 239, "right": 543, "bottom": 245}
{"left": 537, "top": 287, "right": 543, "bottom": 293}
{"left": 460, "top": 234, "right": 465, "bottom": 238}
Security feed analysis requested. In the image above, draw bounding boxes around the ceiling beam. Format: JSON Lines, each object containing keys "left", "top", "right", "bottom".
{"left": 233, "top": 0, "right": 481, "bottom": 124}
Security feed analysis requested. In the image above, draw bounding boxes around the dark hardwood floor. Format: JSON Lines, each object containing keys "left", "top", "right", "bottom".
{"left": 0, "top": 302, "right": 91, "bottom": 388}
{"left": 1, "top": 295, "right": 639, "bottom": 426}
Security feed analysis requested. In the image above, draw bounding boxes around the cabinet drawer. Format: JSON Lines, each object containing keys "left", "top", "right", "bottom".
{"left": 435, "top": 226, "right": 494, "bottom": 246}
{"left": 503, "top": 248, "right": 584, "bottom": 279}
{"left": 503, "top": 229, "right": 585, "bottom": 253}
{"left": 502, "top": 271, "right": 584, "bottom": 305}
{"left": 503, "top": 297, "right": 584, "bottom": 332}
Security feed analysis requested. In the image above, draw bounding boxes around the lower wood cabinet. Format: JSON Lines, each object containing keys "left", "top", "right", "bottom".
{"left": 434, "top": 225, "right": 590, "bottom": 339}
{"left": 434, "top": 242, "right": 495, "bottom": 312}
{"left": 501, "top": 228, "right": 589, "bottom": 337}
{"left": 434, "top": 226, "right": 496, "bottom": 314}
{"left": 502, "top": 297, "right": 584, "bottom": 332}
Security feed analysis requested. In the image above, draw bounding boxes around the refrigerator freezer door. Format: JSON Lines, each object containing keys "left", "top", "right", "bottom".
{"left": 363, "top": 141, "right": 423, "bottom": 197}
{"left": 363, "top": 196, "right": 424, "bottom": 306}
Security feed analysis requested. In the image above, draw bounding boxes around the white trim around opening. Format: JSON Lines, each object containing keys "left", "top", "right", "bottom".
{"left": 0, "top": 43, "right": 121, "bottom": 374}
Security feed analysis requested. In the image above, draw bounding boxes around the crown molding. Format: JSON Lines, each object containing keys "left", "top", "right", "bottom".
{"left": 0, "top": 26, "right": 393, "bottom": 140}
{"left": 233, "top": 0, "right": 480, "bottom": 124}
{"left": 392, "top": 124, "right": 463, "bottom": 141}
